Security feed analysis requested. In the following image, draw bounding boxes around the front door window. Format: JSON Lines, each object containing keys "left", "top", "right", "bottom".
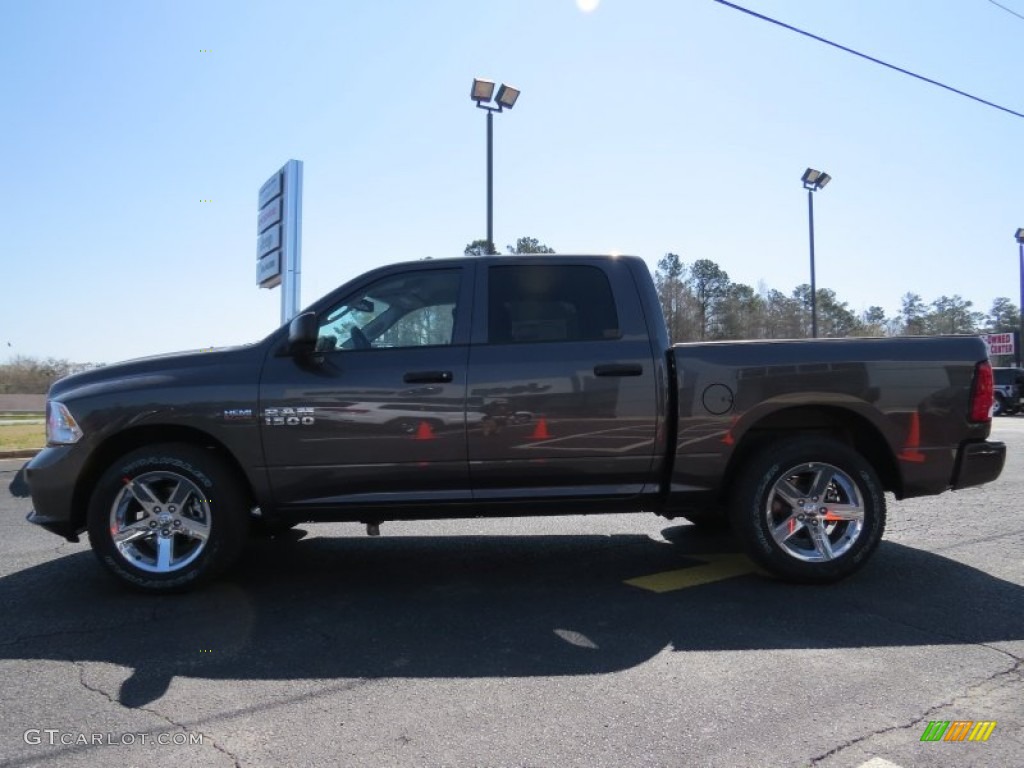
{"left": 317, "top": 270, "right": 460, "bottom": 353}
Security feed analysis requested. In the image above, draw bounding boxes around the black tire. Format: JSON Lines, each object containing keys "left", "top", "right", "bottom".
{"left": 728, "top": 437, "right": 886, "bottom": 583}
{"left": 86, "top": 443, "right": 249, "bottom": 593}
{"left": 993, "top": 395, "right": 1006, "bottom": 417}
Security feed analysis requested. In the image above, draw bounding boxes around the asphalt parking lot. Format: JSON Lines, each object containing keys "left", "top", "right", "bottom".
{"left": 0, "top": 424, "right": 1021, "bottom": 768}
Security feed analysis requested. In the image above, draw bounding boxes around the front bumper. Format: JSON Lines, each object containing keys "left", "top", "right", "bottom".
{"left": 24, "top": 445, "right": 89, "bottom": 541}
{"left": 951, "top": 440, "right": 1006, "bottom": 490}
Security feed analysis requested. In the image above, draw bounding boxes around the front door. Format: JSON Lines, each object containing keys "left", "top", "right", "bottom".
{"left": 260, "top": 264, "right": 473, "bottom": 512}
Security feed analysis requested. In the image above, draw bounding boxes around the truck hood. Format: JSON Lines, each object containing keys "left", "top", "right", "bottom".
{"left": 47, "top": 344, "right": 261, "bottom": 402}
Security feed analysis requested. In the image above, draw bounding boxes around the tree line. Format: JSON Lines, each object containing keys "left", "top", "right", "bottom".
{"left": 0, "top": 356, "right": 100, "bottom": 395}
{"left": 651, "top": 252, "right": 1019, "bottom": 348}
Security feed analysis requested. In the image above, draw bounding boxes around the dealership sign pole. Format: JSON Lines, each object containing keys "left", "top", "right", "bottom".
{"left": 256, "top": 160, "right": 303, "bottom": 325}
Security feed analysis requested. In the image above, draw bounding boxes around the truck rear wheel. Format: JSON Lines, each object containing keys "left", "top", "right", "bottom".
{"left": 729, "top": 438, "right": 886, "bottom": 583}
{"left": 86, "top": 444, "right": 248, "bottom": 592}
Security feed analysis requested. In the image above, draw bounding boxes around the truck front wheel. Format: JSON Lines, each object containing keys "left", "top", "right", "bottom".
{"left": 86, "top": 444, "right": 248, "bottom": 592}
{"left": 729, "top": 438, "right": 886, "bottom": 583}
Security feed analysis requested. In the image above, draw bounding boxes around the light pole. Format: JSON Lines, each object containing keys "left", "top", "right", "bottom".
{"left": 470, "top": 78, "right": 520, "bottom": 254}
{"left": 1017, "top": 228, "right": 1024, "bottom": 367}
{"left": 801, "top": 168, "right": 831, "bottom": 338}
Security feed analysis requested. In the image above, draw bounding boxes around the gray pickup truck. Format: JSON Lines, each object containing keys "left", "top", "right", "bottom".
{"left": 23, "top": 255, "right": 1005, "bottom": 592}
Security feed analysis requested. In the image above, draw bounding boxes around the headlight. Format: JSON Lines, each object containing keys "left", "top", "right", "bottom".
{"left": 46, "top": 401, "right": 83, "bottom": 445}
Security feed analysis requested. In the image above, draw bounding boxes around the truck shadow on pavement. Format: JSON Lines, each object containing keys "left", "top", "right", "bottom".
{"left": 0, "top": 527, "right": 1021, "bottom": 708}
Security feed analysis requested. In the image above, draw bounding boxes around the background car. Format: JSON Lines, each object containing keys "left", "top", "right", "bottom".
{"left": 992, "top": 366, "right": 1024, "bottom": 416}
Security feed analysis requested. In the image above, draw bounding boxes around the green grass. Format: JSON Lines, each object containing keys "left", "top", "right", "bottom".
{"left": 0, "top": 423, "right": 45, "bottom": 450}
{"left": 0, "top": 412, "right": 44, "bottom": 421}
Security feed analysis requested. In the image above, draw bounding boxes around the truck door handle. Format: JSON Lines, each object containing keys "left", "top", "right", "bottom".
{"left": 594, "top": 363, "right": 643, "bottom": 377}
{"left": 403, "top": 370, "right": 453, "bottom": 384}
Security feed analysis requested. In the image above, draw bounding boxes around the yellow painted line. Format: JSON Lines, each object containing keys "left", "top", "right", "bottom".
{"left": 624, "top": 554, "right": 757, "bottom": 593}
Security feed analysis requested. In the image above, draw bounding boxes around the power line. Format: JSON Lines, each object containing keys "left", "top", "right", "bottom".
{"left": 985, "top": 0, "right": 1024, "bottom": 22}
{"left": 712, "top": 0, "right": 1024, "bottom": 120}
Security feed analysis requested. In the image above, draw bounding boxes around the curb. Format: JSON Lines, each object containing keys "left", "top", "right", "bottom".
{"left": 0, "top": 449, "right": 41, "bottom": 460}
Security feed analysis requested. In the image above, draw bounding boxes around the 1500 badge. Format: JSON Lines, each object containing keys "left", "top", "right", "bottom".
{"left": 264, "top": 407, "right": 315, "bottom": 426}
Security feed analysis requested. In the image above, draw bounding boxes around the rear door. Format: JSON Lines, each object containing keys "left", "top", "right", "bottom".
{"left": 466, "top": 258, "right": 659, "bottom": 501}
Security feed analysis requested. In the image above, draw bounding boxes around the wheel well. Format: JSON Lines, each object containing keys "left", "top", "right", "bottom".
{"left": 723, "top": 406, "right": 902, "bottom": 499}
{"left": 71, "top": 425, "right": 256, "bottom": 532}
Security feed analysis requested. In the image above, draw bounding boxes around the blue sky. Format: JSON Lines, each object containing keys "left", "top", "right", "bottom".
{"left": 2, "top": 0, "right": 1021, "bottom": 363}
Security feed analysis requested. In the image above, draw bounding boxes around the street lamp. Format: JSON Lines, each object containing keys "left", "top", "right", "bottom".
{"left": 1016, "top": 228, "right": 1024, "bottom": 366}
{"left": 801, "top": 168, "right": 831, "bottom": 338}
{"left": 471, "top": 78, "right": 520, "bottom": 253}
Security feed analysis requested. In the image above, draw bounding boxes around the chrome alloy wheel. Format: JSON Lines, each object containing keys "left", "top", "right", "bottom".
{"left": 764, "top": 461, "right": 865, "bottom": 562}
{"left": 108, "top": 471, "right": 212, "bottom": 574}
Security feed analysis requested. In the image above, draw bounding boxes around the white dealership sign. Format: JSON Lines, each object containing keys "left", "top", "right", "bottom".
{"left": 981, "top": 332, "right": 1015, "bottom": 357}
{"left": 256, "top": 160, "right": 303, "bottom": 324}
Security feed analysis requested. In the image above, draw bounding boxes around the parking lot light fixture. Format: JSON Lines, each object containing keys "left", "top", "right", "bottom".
{"left": 802, "top": 168, "right": 831, "bottom": 338}
{"left": 471, "top": 78, "right": 521, "bottom": 254}
{"left": 495, "top": 84, "right": 520, "bottom": 110}
{"left": 471, "top": 78, "right": 495, "bottom": 104}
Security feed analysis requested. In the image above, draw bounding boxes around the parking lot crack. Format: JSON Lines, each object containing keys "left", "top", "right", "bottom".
{"left": 0, "top": 612, "right": 164, "bottom": 649}
{"left": 809, "top": 657, "right": 1022, "bottom": 765}
{"left": 66, "top": 656, "right": 244, "bottom": 767}
{"left": 54, "top": 651, "right": 380, "bottom": 767}
{"left": 71, "top": 657, "right": 119, "bottom": 707}
{"left": 853, "top": 606, "right": 1023, "bottom": 666}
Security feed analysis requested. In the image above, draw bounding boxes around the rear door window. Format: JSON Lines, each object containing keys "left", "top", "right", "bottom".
{"left": 486, "top": 265, "right": 620, "bottom": 344}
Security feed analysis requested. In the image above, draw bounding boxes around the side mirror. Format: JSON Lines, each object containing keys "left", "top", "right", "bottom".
{"left": 287, "top": 312, "right": 318, "bottom": 357}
